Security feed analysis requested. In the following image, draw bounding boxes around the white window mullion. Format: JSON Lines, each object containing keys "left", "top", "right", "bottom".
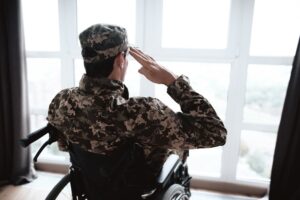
{"left": 144, "top": 0, "right": 162, "bottom": 55}
{"left": 227, "top": 0, "right": 242, "bottom": 58}
{"left": 221, "top": 0, "right": 255, "bottom": 182}
{"left": 139, "top": 0, "right": 163, "bottom": 97}
{"left": 58, "top": 0, "right": 77, "bottom": 88}
{"left": 134, "top": 0, "right": 146, "bottom": 97}
{"left": 135, "top": 0, "right": 146, "bottom": 49}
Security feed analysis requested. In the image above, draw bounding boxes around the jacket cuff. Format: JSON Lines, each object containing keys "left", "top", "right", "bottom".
{"left": 167, "top": 75, "right": 191, "bottom": 103}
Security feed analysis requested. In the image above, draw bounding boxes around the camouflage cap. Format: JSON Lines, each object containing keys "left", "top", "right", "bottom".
{"left": 79, "top": 24, "right": 128, "bottom": 63}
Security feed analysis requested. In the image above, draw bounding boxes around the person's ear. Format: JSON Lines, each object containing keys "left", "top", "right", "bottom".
{"left": 114, "top": 53, "right": 125, "bottom": 69}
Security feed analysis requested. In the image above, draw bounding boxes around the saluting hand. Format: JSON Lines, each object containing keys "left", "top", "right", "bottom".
{"left": 129, "top": 47, "right": 178, "bottom": 86}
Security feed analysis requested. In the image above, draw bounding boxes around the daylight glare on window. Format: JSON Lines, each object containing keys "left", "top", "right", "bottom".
{"left": 250, "top": 0, "right": 300, "bottom": 56}
{"left": 22, "top": 0, "right": 60, "bottom": 51}
{"left": 162, "top": 0, "right": 231, "bottom": 49}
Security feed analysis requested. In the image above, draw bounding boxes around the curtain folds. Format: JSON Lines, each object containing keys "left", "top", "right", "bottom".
{"left": 269, "top": 38, "right": 300, "bottom": 200}
{"left": 0, "top": 0, "right": 36, "bottom": 185}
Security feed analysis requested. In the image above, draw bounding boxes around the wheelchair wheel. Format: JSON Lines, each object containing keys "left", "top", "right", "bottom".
{"left": 46, "top": 174, "right": 71, "bottom": 200}
{"left": 160, "top": 184, "right": 189, "bottom": 200}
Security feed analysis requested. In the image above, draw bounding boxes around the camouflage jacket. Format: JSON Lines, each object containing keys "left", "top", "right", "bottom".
{"left": 47, "top": 74, "right": 227, "bottom": 173}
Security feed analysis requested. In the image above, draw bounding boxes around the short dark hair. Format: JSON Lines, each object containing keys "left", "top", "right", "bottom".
{"left": 84, "top": 49, "right": 128, "bottom": 78}
{"left": 84, "top": 56, "right": 117, "bottom": 78}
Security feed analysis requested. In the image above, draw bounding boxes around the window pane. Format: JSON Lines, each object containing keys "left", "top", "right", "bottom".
{"left": 27, "top": 58, "right": 61, "bottom": 112}
{"left": 243, "top": 65, "right": 291, "bottom": 125}
{"left": 162, "top": 0, "right": 231, "bottom": 49}
{"left": 74, "top": 59, "right": 141, "bottom": 97}
{"left": 250, "top": 0, "right": 300, "bottom": 56}
{"left": 77, "top": 0, "right": 136, "bottom": 44}
{"left": 237, "top": 130, "right": 277, "bottom": 181}
{"left": 22, "top": 0, "right": 60, "bottom": 51}
{"left": 188, "top": 147, "right": 222, "bottom": 177}
{"left": 155, "top": 62, "right": 230, "bottom": 176}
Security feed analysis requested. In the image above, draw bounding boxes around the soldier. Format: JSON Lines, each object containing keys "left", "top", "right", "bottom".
{"left": 47, "top": 24, "right": 227, "bottom": 199}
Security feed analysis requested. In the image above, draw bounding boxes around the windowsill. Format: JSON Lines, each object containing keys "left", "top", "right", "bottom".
{"left": 35, "top": 159, "right": 69, "bottom": 174}
{"left": 34, "top": 161, "right": 268, "bottom": 198}
{"left": 191, "top": 176, "right": 268, "bottom": 198}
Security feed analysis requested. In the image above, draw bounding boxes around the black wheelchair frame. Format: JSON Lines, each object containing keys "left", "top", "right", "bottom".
{"left": 21, "top": 123, "right": 192, "bottom": 200}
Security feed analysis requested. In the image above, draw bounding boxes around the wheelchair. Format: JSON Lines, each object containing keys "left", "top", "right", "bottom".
{"left": 21, "top": 123, "right": 192, "bottom": 200}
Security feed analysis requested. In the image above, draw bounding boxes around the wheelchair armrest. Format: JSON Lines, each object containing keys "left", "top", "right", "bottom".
{"left": 157, "top": 154, "right": 181, "bottom": 187}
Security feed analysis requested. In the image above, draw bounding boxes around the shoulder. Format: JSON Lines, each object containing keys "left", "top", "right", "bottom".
{"left": 48, "top": 88, "right": 78, "bottom": 111}
{"left": 53, "top": 88, "right": 70, "bottom": 99}
{"left": 50, "top": 88, "right": 72, "bottom": 104}
{"left": 53, "top": 87, "right": 82, "bottom": 100}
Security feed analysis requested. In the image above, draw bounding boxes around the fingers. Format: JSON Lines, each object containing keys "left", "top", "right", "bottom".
{"left": 132, "top": 48, "right": 156, "bottom": 61}
{"left": 138, "top": 67, "right": 148, "bottom": 75}
{"left": 138, "top": 67, "right": 156, "bottom": 83}
{"left": 130, "top": 47, "right": 149, "bottom": 60}
{"left": 129, "top": 50, "right": 147, "bottom": 66}
{"left": 129, "top": 47, "right": 156, "bottom": 66}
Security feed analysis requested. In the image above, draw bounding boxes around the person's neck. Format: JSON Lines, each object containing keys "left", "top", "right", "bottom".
{"left": 107, "top": 70, "right": 123, "bottom": 82}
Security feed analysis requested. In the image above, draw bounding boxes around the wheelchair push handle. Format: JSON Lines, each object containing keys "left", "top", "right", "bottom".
{"left": 20, "top": 123, "right": 59, "bottom": 162}
{"left": 20, "top": 124, "right": 51, "bottom": 147}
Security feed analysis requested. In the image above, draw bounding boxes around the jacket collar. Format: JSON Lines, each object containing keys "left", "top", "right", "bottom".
{"left": 79, "top": 74, "right": 129, "bottom": 99}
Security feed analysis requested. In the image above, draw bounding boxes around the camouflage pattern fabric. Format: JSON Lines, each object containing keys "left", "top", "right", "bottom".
{"left": 79, "top": 24, "right": 128, "bottom": 64}
{"left": 47, "top": 74, "right": 227, "bottom": 174}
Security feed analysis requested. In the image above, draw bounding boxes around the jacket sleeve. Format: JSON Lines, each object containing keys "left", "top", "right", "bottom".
{"left": 131, "top": 75, "right": 227, "bottom": 150}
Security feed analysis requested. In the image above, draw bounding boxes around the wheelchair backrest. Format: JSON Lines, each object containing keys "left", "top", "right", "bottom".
{"left": 68, "top": 140, "right": 157, "bottom": 199}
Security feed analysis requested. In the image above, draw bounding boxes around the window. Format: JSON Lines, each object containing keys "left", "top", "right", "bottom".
{"left": 22, "top": 0, "right": 296, "bottom": 185}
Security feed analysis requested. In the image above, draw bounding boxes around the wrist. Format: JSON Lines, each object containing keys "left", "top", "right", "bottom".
{"left": 167, "top": 75, "right": 191, "bottom": 102}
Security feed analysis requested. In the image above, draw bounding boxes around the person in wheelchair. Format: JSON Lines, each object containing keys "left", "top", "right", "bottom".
{"left": 46, "top": 24, "right": 227, "bottom": 199}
